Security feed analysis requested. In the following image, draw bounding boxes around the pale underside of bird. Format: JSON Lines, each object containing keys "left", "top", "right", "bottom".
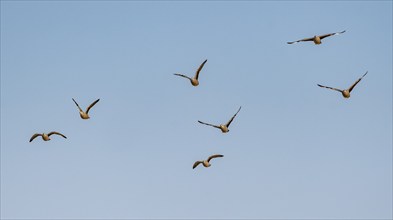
{"left": 29, "top": 131, "right": 67, "bottom": 142}
{"left": 287, "top": 30, "right": 346, "bottom": 45}
{"left": 317, "top": 71, "right": 368, "bottom": 98}
{"left": 193, "top": 154, "right": 224, "bottom": 169}
{"left": 198, "top": 106, "right": 241, "bottom": 133}
{"left": 174, "top": 59, "right": 207, "bottom": 86}
{"left": 72, "top": 98, "right": 100, "bottom": 119}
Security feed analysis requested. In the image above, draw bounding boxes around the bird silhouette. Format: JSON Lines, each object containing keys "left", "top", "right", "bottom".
{"left": 29, "top": 131, "right": 67, "bottom": 142}
{"left": 72, "top": 98, "right": 100, "bottom": 119}
{"left": 198, "top": 106, "right": 241, "bottom": 133}
{"left": 174, "top": 59, "right": 207, "bottom": 86}
{"left": 287, "top": 30, "right": 346, "bottom": 45}
{"left": 317, "top": 71, "right": 368, "bottom": 98}
{"left": 193, "top": 154, "right": 224, "bottom": 169}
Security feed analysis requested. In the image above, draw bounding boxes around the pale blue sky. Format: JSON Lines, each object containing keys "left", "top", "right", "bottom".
{"left": 1, "top": 1, "right": 392, "bottom": 219}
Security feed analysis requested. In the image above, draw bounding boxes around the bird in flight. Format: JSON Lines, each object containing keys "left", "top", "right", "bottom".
{"left": 29, "top": 132, "right": 67, "bottom": 142}
{"left": 287, "top": 30, "right": 346, "bottom": 45}
{"left": 72, "top": 98, "right": 100, "bottom": 119}
{"left": 198, "top": 106, "right": 241, "bottom": 133}
{"left": 193, "top": 154, "right": 224, "bottom": 169}
{"left": 317, "top": 71, "right": 368, "bottom": 98}
{"left": 174, "top": 59, "right": 207, "bottom": 86}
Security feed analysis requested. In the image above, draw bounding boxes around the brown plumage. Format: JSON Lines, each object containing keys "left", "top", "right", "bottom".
{"left": 198, "top": 106, "right": 241, "bottom": 133}
{"left": 174, "top": 59, "right": 207, "bottom": 86}
{"left": 287, "top": 30, "right": 346, "bottom": 45}
{"left": 29, "top": 131, "right": 67, "bottom": 142}
{"left": 193, "top": 154, "right": 224, "bottom": 169}
{"left": 72, "top": 98, "right": 100, "bottom": 119}
{"left": 318, "top": 71, "right": 368, "bottom": 98}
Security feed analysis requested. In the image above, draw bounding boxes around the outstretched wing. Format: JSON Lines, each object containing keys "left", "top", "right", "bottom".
{"left": 348, "top": 71, "right": 368, "bottom": 93}
{"left": 29, "top": 133, "right": 42, "bottom": 142}
{"left": 86, "top": 99, "right": 100, "bottom": 114}
{"left": 174, "top": 73, "right": 191, "bottom": 80}
{"left": 194, "top": 59, "right": 207, "bottom": 80}
{"left": 48, "top": 131, "right": 67, "bottom": 139}
{"left": 198, "top": 120, "right": 221, "bottom": 129}
{"left": 193, "top": 161, "right": 203, "bottom": 169}
{"left": 319, "top": 30, "right": 346, "bottom": 40}
{"left": 225, "top": 106, "right": 242, "bottom": 127}
{"left": 317, "top": 84, "right": 343, "bottom": 92}
{"left": 207, "top": 154, "right": 224, "bottom": 162}
{"left": 72, "top": 98, "right": 83, "bottom": 112}
{"left": 287, "top": 36, "right": 314, "bottom": 44}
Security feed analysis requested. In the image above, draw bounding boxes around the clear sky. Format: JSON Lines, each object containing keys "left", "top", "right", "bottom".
{"left": 1, "top": 1, "right": 392, "bottom": 219}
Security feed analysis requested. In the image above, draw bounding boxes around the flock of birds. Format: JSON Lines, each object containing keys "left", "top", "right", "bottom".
{"left": 29, "top": 30, "right": 369, "bottom": 170}
{"left": 29, "top": 98, "right": 100, "bottom": 142}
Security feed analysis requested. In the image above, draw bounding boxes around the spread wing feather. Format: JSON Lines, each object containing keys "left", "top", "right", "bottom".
{"left": 193, "top": 161, "right": 203, "bottom": 169}
{"left": 317, "top": 84, "right": 343, "bottom": 92}
{"left": 48, "top": 131, "right": 67, "bottom": 139}
{"left": 29, "top": 133, "right": 42, "bottom": 142}
{"left": 174, "top": 73, "right": 191, "bottom": 79}
{"left": 194, "top": 59, "right": 207, "bottom": 79}
{"left": 287, "top": 37, "right": 314, "bottom": 44}
{"left": 72, "top": 98, "right": 83, "bottom": 112}
{"left": 319, "top": 30, "right": 346, "bottom": 40}
{"left": 207, "top": 154, "right": 224, "bottom": 162}
{"left": 225, "top": 106, "right": 242, "bottom": 127}
{"left": 198, "top": 120, "right": 221, "bottom": 129}
{"left": 348, "top": 71, "right": 368, "bottom": 93}
{"left": 86, "top": 99, "right": 100, "bottom": 114}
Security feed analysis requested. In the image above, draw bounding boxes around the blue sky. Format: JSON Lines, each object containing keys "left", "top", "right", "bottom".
{"left": 1, "top": 1, "right": 392, "bottom": 219}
